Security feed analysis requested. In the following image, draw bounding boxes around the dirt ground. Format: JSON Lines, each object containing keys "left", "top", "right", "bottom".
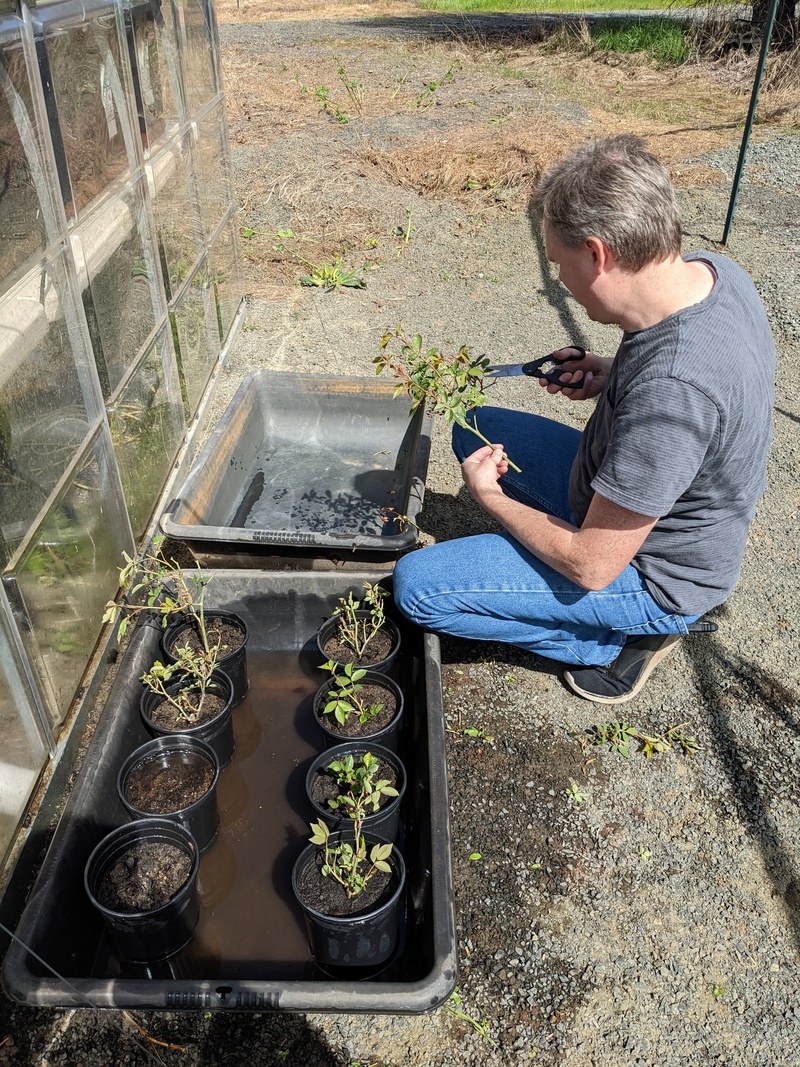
{"left": 1, "top": 3, "right": 799, "bottom": 1064}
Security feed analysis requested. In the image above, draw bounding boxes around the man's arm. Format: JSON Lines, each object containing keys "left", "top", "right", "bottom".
{"left": 462, "top": 445, "right": 658, "bottom": 590}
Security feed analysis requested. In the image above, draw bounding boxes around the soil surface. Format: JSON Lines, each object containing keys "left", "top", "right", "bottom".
{"left": 95, "top": 843, "right": 192, "bottom": 914}
{"left": 2, "top": 3, "right": 799, "bottom": 1065}
{"left": 321, "top": 622, "right": 397, "bottom": 667}
{"left": 145, "top": 687, "right": 229, "bottom": 731}
{"left": 310, "top": 754, "right": 399, "bottom": 813}
{"left": 124, "top": 756, "right": 215, "bottom": 815}
{"left": 316, "top": 679, "right": 400, "bottom": 738}
{"left": 295, "top": 844, "right": 398, "bottom": 918}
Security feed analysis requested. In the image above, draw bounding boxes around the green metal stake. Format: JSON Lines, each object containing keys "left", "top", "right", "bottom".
{"left": 721, "top": 0, "right": 780, "bottom": 245}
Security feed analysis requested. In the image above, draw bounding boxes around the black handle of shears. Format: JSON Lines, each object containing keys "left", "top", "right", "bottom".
{"left": 520, "top": 345, "right": 587, "bottom": 386}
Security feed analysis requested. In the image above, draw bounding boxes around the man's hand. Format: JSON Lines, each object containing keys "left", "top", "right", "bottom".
{"left": 461, "top": 444, "right": 508, "bottom": 501}
{"left": 540, "top": 348, "right": 613, "bottom": 400}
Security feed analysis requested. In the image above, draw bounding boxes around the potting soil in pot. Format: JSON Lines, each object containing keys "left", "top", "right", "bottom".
{"left": 125, "top": 758, "right": 214, "bottom": 814}
{"left": 96, "top": 843, "right": 192, "bottom": 913}
{"left": 170, "top": 619, "right": 245, "bottom": 659}
{"left": 322, "top": 628, "right": 394, "bottom": 667}
{"left": 310, "top": 757, "right": 398, "bottom": 812}
{"left": 295, "top": 850, "right": 398, "bottom": 919}
{"left": 318, "top": 682, "right": 399, "bottom": 738}
{"left": 147, "top": 690, "right": 228, "bottom": 731}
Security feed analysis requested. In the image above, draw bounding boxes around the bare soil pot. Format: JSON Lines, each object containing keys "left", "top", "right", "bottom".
{"left": 163, "top": 610, "right": 249, "bottom": 705}
{"left": 291, "top": 831, "right": 406, "bottom": 970}
{"left": 316, "top": 612, "right": 401, "bottom": 675}
{"left": 305, "top": 742, "right": 406, "bottom": 842}
{"left": 84, "top": 818, "right": 200, "bottom": 963}
{"left": 312, "top": 670, "right": 404, "bottom": 753}
{"left": 118, "top": 736, "right": 220, "bottom": 852}
{"left": 140, "top": 669, "right": 235, "bottom": 766}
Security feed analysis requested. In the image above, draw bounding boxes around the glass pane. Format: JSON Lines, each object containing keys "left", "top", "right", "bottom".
{"left": 74, "top": 179, "right": 163, "bottom": 396}
{"left": 0, "top": 25, "right": 54, "bottom": 284}
{"left": 109, "top": 326, "right": 184, "bottom": 540}
{"left": 148, "top": 133, "right": 203, "bottom": 301}
{"left": 127, "top": 0, "right": 181, "bottom": 156}
{"left": 194, "top": 102, "right": 232, "bottom": 242}
{"left": 3, "top": 429, "right": 132, "bottom": 729}
{"left": 42, "top": 7, "right": 138, "bottom": 217}
{"left": 176, "top": 0, "right": 217, "bottom": 114}
{"left": 171, "top": 259, "right": 219, "bottom": 417}
{"left": 0, "top": 254, "right": 99, "bottom": 560}
{"left": 208, "top": 210, "right": 242, "bottom": 344}
{"left": 0, "top": 588, "right": 49, "bottom": 869}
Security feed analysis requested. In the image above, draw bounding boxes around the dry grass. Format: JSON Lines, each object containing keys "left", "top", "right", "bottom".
{"left": 220, "top": 8, "right": 800, "bottom": 293}
{"left": 215, "top": 0, "right": 421, "bottom": 24}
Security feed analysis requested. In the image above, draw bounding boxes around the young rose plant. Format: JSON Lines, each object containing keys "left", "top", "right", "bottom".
{"left": 374, "top": 325, "right": 520, "bottom": 472}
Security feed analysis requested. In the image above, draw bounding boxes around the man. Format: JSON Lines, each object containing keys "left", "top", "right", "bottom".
{"left": 392, "top": 135, "right": 775, "bottom": 704}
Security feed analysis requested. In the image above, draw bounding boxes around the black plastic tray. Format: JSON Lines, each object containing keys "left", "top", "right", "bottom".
{"left": 2, "top": 572, "right": 456, "bottom": 1012}
{"left": 160, "top": 373, "right": 431, "bottom": 556}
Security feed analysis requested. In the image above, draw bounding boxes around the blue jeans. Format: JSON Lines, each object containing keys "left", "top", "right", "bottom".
{"left": 392, "top": 407, "right": 699, "bottom": 667}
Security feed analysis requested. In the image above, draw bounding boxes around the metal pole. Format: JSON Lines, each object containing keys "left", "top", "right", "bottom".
{"left": 721, "top": 0, "right": 780, "bottom": 245}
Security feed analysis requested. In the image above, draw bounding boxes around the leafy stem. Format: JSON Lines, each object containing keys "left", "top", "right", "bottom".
{"left": 375, "top": 326, "right": 521, "bottom": 472}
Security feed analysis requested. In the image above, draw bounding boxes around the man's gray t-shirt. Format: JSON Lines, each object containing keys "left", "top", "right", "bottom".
{"left": 568, "top": 251, "right": 775, "bottom": 616}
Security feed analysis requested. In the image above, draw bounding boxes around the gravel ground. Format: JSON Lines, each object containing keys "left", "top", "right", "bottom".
{"left": 1, "top": 9, "right": 799, "bottom": 1066}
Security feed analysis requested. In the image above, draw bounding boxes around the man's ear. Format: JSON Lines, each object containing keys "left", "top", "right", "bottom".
{"left": 585, "top": 236, "right": 615, "bottom": 274}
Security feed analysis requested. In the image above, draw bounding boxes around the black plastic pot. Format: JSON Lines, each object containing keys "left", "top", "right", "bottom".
{"left": 291, "top": 832, "right": 406, "bottom": 970}
{"left": 163, "top": 610, "right": 249, "bottom": 705}
{"left": 316, "top": 612, "right": 401, "bottom": 676}
{"left": 140, "top": 669, "right": 235, "bottom": 766}
{"left": 118, "top": 736, "right": 220, "bottom": 852}
{"left": 84, "top": 818, "right": 200, "bottom": 963}
{"left": 313, "top": 670, "right": 404, "bottom": 753}
{"left": 306, "top": 742, "right": 406, "bottom": 842}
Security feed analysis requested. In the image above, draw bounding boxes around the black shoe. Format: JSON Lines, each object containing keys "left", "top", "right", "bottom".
{"left": 563, "top": 634, "right": 682, "bottom": 705}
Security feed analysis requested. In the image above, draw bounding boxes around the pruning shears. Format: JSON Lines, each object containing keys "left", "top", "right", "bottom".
{"left": 485, "top": 345, "right": 587, "bottom": 389}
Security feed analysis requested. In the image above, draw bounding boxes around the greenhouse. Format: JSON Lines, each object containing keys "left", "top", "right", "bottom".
{"left": 0, "top": 0, "right": 242, "bottom": 870}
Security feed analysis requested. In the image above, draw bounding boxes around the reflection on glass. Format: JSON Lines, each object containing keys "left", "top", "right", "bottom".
{"left": 194, "top": 103, "right": 232, "bottom": 242}
{"left": 148, "top": 134, "right": 202, "bottom": 301}
{"left": 43, "top": 9, "right": 136, "bottom": 217}
{"left": 171, "top": 261, "right": 219, "bottom": 417}
{"left": 74, "top": 181, "right": 161, "bottom": 396}
{"left": 0, "top": 29, "right": 53, "bottom": 283}
{"left": 176, "top": 0, "right": 217, "bottom": 114}
{"left": 3, "top": 430, "right": 132, "bottom": 729}
{"left": 0, "top": 258, "right": 97, "bottom": 560}
{"left": 0, "top": 587, "right": 49, "bottom": 869}
{"left": 209, "top": 212, "right": 242, "bottom": 343}
{"left": 128, "top": 0, "right": 181, "bottom": 155}
{"left": 109, "top": 327, "right": 184, "bottom": 539}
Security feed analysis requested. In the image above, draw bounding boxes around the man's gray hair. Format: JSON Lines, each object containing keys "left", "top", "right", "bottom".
{"left": 531, "top": 135, "right": 682, "bottom": 270}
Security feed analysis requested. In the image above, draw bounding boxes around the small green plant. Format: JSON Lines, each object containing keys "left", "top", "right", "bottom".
{"left": 584, "top": 719, "right": 700, "bottom": 759}
{"left": 308, "top": 819, "right": 393, "bottom": 899}
{"left": 323, "top": 751, "right": 398, "bottom": 820}
{"left": 375, "top": 326, "right": 521, "bottom": 472}
{"left": 319, "top": 660, "right": 385, "bottom": 726}
{"left": 139, "top": 638, "right": 223, "bottom": 724}
{"left": 331, "top": 582, "right": 389, "bottom": 659}
{"left": 638, "top": 845, "right": 653, "bottom": 861}
{"left": 306, "top": 82, "right": 350, "bottom": 123}
{"left": 468, "top": 851, "right": 482, "bottom": 861}
{"left": 566, "top": 780, "right": 589, "bottom": 805}
{"left": 711, "top": 983, "right": 727, "bottom": 1000}
{"left": 300, "top": 259, "right": 366, "bottom": 290}
{"left": 102, "top": 535, "right": 215, "bottom": 646}
{"left": 446, "top": 988, "right": 499, "bottom": 1051}
{"left": 336, "top": 59, "right": 365, "bottom": 115}
{"left": 411, "top": 65, "right": 455, "bottom": 109}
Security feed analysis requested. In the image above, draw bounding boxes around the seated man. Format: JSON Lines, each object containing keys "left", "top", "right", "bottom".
{"left": 392, "top": 134, "right": 775, "bottom": 704}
